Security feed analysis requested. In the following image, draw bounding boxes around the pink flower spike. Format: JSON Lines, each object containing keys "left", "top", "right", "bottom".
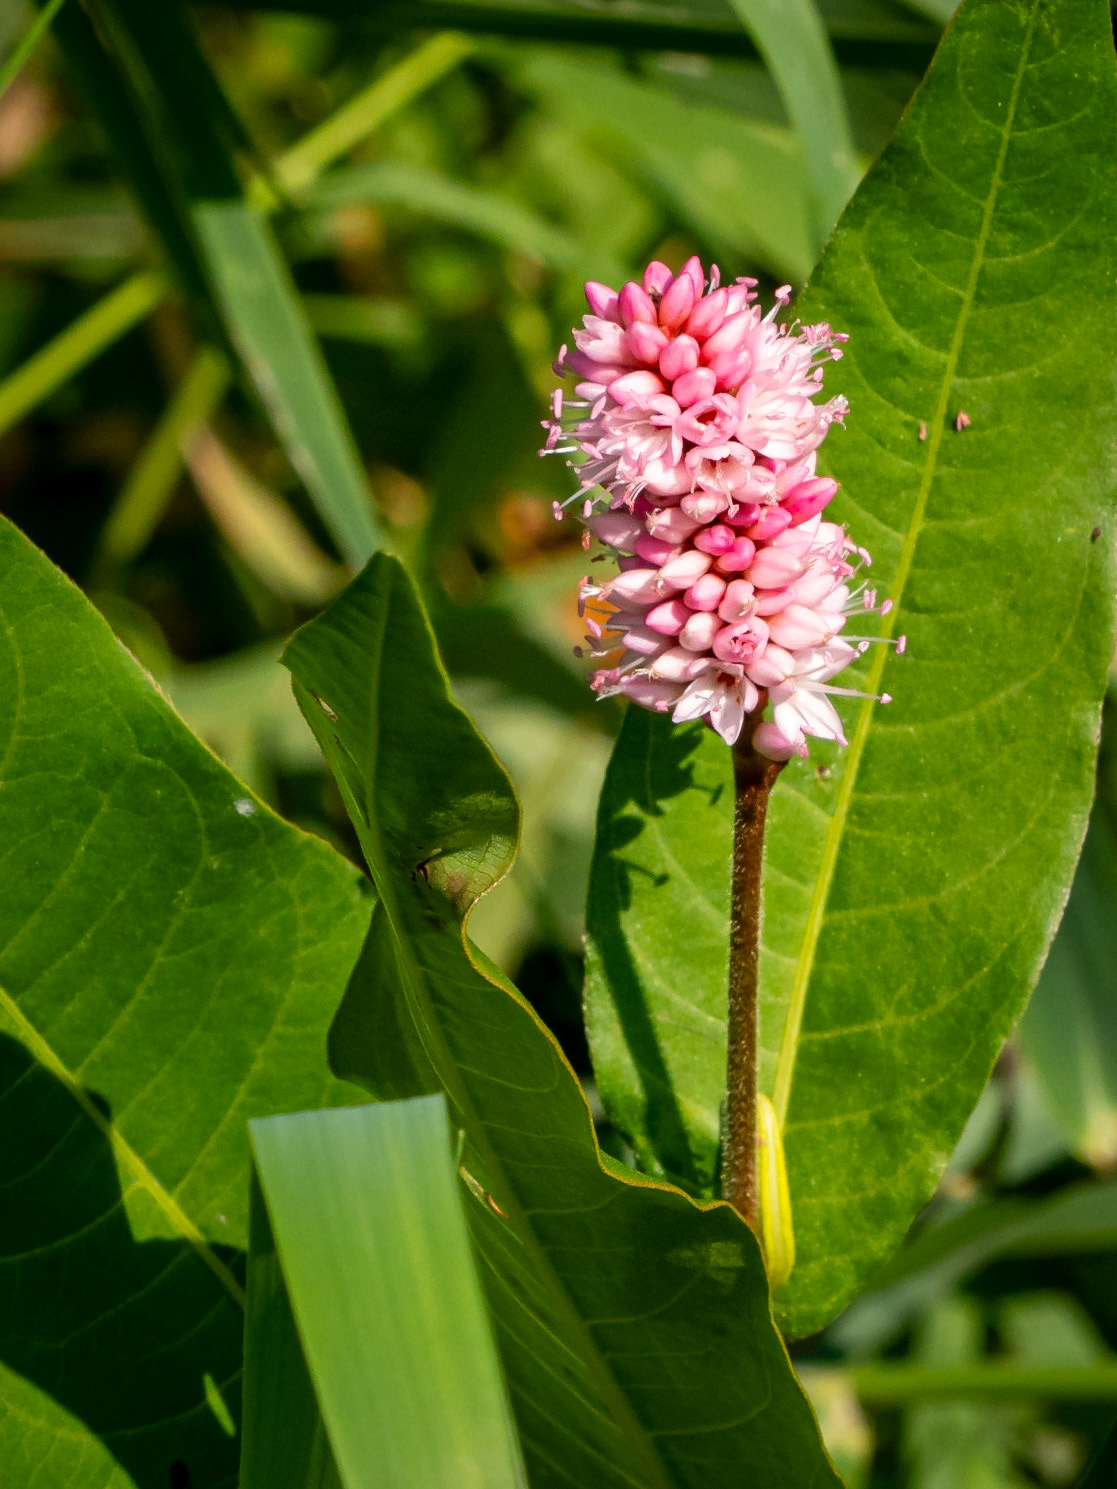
{"left": 896, "top": 635, "right": 907, "bottom": 655}
{"left": 544, "top": 258, "right": 901, "bottom": 759}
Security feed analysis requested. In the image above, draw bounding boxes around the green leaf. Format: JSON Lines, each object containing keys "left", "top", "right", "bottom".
{"left": 283, "top": 555, "right": 840, "bottom": 1489}
{"left": 583, "top": 0, "right": 1117, "bottom": 1340}
{"left": 244, "top": 1096, "right": 527, "bottom": 1489}
{"left": 0, "top": 517, "right": 370, "bottom": 1485}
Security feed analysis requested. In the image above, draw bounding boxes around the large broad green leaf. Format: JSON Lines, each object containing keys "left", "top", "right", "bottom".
{"left": 282, "top": 555, "right": 840, "bottom": 1489}
{"left": 243, "top": 1097, "right": 527, "bottom": 1489}
{"left": 0, "top": 517, "right": 370, "bottom": 1487}
{"left": 584, "top": 0, "right": 1117, "bottom": 1340}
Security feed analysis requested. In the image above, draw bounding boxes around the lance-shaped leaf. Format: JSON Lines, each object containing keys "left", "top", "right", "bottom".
{"left": 583, "top": 0, "right": 1117, "bottom": 1340}
{"left": 0, "top": 517, "right": 370, "bottom": 1486}
{"left": 283, "top": 555, "right": 840, "bottom": 1489}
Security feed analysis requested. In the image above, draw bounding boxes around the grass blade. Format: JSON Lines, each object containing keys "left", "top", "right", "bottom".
{"left": 275, "top": 32, "right": 475, "bottom": 195}
{"left": 0, "top": 268, "right": 164, "bottom": 437}
{"left": 0, "top": 0, "right": 68, "bottom": 102}
{"left": 724, "top": 0, "right": 860, "bottom": 248}
{"left": 247, "top": 1097, "right": 528, "bottom": 1489}
{"left": 94, "top": 343, "right": 229, "bottom": 573}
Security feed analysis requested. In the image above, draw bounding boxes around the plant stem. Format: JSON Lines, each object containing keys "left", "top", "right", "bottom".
{"left": 723, "top": 732, "right": 783, "bottom": 1228}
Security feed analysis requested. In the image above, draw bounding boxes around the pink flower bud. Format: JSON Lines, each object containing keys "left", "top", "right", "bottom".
{"left": 783, "top": 477, "right": 837, "bottom": 525}
{"left": 609, "top": 370, "right": 666, "bottom": 405}
{"left": 693, "top": 523, "right": 736, "bottom": 556}
{"left": 584, "top": 281, "right": 619, "bottom": 320}
{"left": 746, "top": 507, "right": 793, "bottom": 542}
{"left": 678, "top": 610, "right": 722, "bottom": 651}
{"left": 651, "top": 647, "right": 711, "bottom": 682}
{"left": 752, "top": 721, "right": 802, "bottom": 761}
{"left": 709, "top": 350, "right": 753, "bottom": 391}
{"left": 643, "top": 261, "right": 674, "bottom": 297}
{"left": 621, "top": 676, "right": 684, "bottom": 712}
{"left": 684, "top": 572, "right": 727, "bottom": 611}
{"left": 606, "top": 568, "right": 663, "bottom": 606}
{"left": 563, "top": 351, "right": 626, "bottom": 381}
{"left": 646, "top": 506, "right": 702, "bottom": 544}
{"left": 745, "top": 643, "right": 795, "bottom": 687}
{"left": 657, "top": 549, "right": 712, "bottom": 590}
{"left": 588, "top": 511, "right": 644, "bottom": 551}
{"left": 645, "top": 598, "right": 690, "bottom": 635}
{"left": 767, "top": 604, "right": 837, "bottom": 650}
{"left": 672, "top": 367, "right": 718, "bottom": 408}
{"left": 678, "top": 255, "right": 706, "bottom": 297}
{"left": 618, "top": 281, "right": 658, "bottom": 327}
{"left": 753, "top": 586, "right": 796, "bottom": 617}
{"left": 725, "top": 502, "right": 762, "bottom": 529}
{"left": 713, "top": 537, "right": 757, "bottom": 574}
{"left": 717, "top": 579, "right": 756, "bottom": 622}
{"left": 701, "top": 310, "right": 754, "bottom": 362}
{"left": 634, "top": 533, "right": 681, "bottom": 566}
{"left": 622, "top": 624, "right": 670, "bottom": 658}
{"left": 659, "top": 334, "right": 700, "bottom": 381}
{"left": 626, "top": 321, "right": 669, "bottom": 364}
{"left": 656, "top": 274, "right": 696, "bottom": 335}
{"left": 685, "top": 286, "right": 729, "bottom": 340}
{"left": 642, "top": 458, "right": 694, "bottom": 497}
{"left": 748, "top": 547, "right": 805, "bottom": 589}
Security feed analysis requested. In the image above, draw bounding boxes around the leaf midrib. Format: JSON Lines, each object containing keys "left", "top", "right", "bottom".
{"left": 0, "top": 982, "right": 246, "bottom": 1308}
{"left": 771, "top": 1, "right": 1040, "bottom": 1128}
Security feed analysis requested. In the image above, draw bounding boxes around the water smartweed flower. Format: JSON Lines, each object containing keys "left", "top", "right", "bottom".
{"left": 542, "top": 258, "right": 903, "bottom": 761}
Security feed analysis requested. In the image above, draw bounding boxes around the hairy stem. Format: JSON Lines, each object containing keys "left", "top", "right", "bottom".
{"left": 723, "top": 734, "right": 783, "bottom": 1227}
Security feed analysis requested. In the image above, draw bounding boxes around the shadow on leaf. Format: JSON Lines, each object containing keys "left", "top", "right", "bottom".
{"left": 0, "top": 1034, "right": 243, "bottom": 1489}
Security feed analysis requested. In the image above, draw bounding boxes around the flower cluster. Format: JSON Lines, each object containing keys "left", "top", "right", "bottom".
{"left": 542, "top": 257, "right": 901, "bottom": 760}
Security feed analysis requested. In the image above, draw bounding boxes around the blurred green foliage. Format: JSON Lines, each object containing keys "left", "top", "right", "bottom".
{"left": 2, "top": 1, "right": 1116, "bottom": 1483}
